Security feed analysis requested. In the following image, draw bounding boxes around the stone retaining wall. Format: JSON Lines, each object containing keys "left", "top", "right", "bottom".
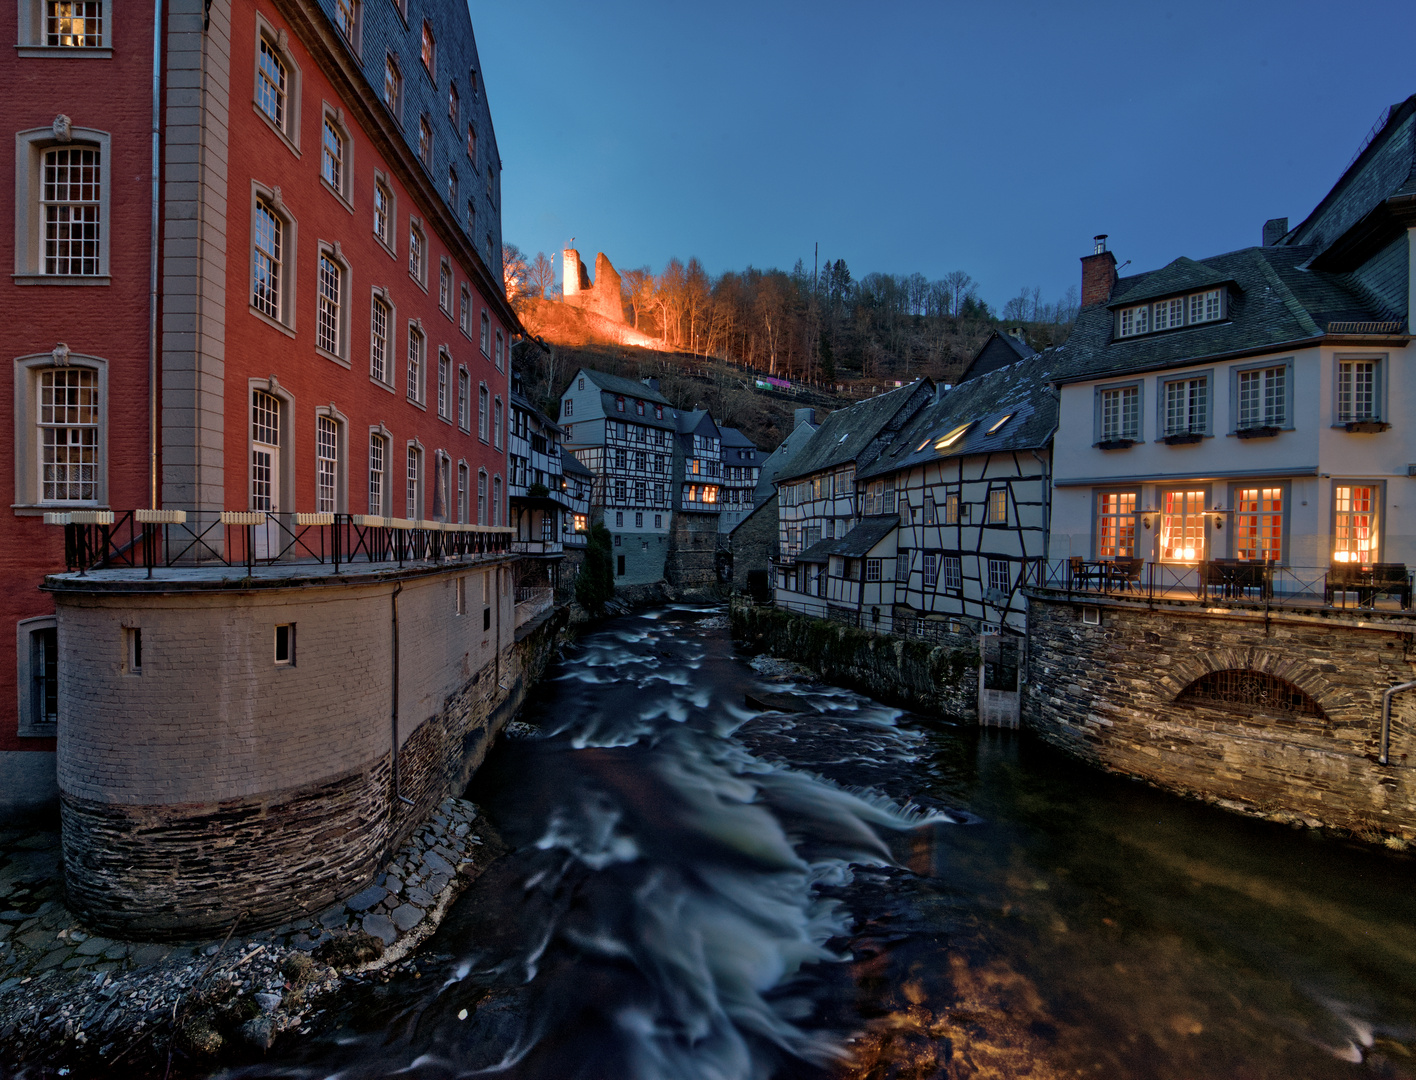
{"left": 730, "top": 602, "right": 978, "bottom": 720}
{"left": 51, "top": 564, "right": 566, "bottom": 939}
{"left": 1023, "top": 595, "right": 1416, "bottom": 840}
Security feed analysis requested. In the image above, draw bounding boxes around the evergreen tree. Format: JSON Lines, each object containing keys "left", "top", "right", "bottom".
{"left": 575, "top": 522, "right": 615, "bottom": 613}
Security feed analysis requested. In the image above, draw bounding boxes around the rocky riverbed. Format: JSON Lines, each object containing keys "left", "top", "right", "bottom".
{"left": 0, "top": 796, "right": 504, "bottom": 1077}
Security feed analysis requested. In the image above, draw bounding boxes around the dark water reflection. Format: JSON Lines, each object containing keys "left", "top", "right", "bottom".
{"left": 230, "top": 606, "right": 1416, "bottom": 1080}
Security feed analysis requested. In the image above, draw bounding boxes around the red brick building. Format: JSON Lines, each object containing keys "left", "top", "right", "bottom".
{"left": 1, "top": 0, "right": 518, "bottom": 815}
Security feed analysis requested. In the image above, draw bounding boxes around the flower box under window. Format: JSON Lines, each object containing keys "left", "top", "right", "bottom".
{"left": 1344, "top": 420, "right": 1389, "bottom": 434}
{"left": 1163, "top": 432, "right": 1204, "bottom": 445}
{"left": 1096, "top": 438, "right": 1135, "bottom": 450}
{"left": 1235, "top": 425, "right": 1280, "bottom": 440}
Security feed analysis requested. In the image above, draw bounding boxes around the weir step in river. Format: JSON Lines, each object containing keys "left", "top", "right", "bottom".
{"left": 179, "top": 605, "right": 1416, "bottom": 1078}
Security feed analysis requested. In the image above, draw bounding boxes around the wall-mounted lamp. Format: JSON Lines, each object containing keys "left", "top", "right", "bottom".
{"left": 1213, "top": 514, "right": 1224, "bottom": 531}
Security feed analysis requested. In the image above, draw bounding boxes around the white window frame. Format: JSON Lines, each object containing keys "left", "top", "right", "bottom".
{"left": 247, "top": 379, "right": 294, "bottom": 514}
{"left": 1334, "top": 355, "right": 1386, "bottom": 425}
{"left": 408, "top": 216, "right": 427, "bottom": 288}
{"left": 383, "top": 53, "right": 403, "bottom": 124}
{"left": 14, "top": 126, "right": 112, "bottom": 285}
{"left": 478, "top": 382, "right": 489, "bottom": 441}
{"left": 368, "top": 427, "right": 390, "bottom": 516}
{"left": 943, "top": 554, "right": 962, "bottom": 592}
{"left": 406, "top": 320, "right": 425, "bottom": 406}
{"left": 494, "top": 396, "right": 503, "bottom": 450}
{"left": 251, "top": 17, "right": 301, "bottom": 153}
{"left": 248, "top": 181, "right": 297, "bottom": 335}
{"left": 1093, "top": 488, "right": 1140, "bottom": 560}
{"left": 1229, "top": 480, "right": 1289, "bottom": 564}
{"left": 457, "top": 460, "right": 468, "bottom": 523}
{"left": 17, "top": 0, "right": 112, "bottom": 55}
{"left": 314, "top": 406, "right": 347, "bottom": 513}
{"left": 436, "top": 348, "right": 451, "bottom": 420}
{"left": 1331, "top": 480, "right": 1384, "bottom": 564}
{"left": 1094, "top": 379, "right": 1142, "bottom": 444}
{"left": 319, "top": 104, "right": 355, "bottom": 208}
{"left": 457, "top": 366, "right": 470, "bottom": 430}
{"left": 479, "top": 310, "right": 491, "bottom": 356}
{"left": 372, "top": 172, "right": 396, "bottom": 255}
{"left": 459, "top": 283, "right": 471, "bottom": 336}
{"left": 369, "top": 287, "right": 394, "bottom": 389}
{"left": 1157, "top": 370, "right": 1212, "bottom": 439}
{"left": 1231, "top": 358, "right": 1294, "bottom": 432}
{"left": 1116, "top": 288, "right": 1226, "bottom": 339}
{"left": 314, "top": 242, "right": 351, "bottom": 364}
{"left": 405, "top": 441, "right": 423, "bottom": 520}
{"left": 15, "top": 615, "right": 59, "bottom": 736}
{"left": 476, "top": 468, "right": 487, "bottom": 524}
{"left": 13, "top": 351, "right": 108, "bottom": 511}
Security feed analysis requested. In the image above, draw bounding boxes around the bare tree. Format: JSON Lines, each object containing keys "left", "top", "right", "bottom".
{"left": 502, "top": 242, "right": 528, "bottom": 301}
{"left": 526, "top": 251, "right": 555, "bottom": 298}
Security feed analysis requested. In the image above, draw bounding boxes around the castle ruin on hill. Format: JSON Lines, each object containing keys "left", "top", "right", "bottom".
{"left": 563, "top": 248, "right": 626, "bottom": 324}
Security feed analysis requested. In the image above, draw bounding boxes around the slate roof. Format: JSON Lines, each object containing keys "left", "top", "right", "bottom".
{"left": 775, "top": 380, "right": 931, "bottom": 484}
{"left": 797, "top": 516, "right": 898, "bottom": 563}
{"left": 861, "top": 353, "right": 1059, "bottom": 480}
{"left": 559, "top": 446, "right": 593, "bottom": 478}
{"left": 578, "top": 369, "right": 672, "bottom": 405}
{"left": 720, "top": 426, "right": 759, "bottom": 449}
{"left": 1049, "top": 243, "right": 1401, "bottom": 386}
{"left": 574, "top": 369, "right": 677, "bottom": 430}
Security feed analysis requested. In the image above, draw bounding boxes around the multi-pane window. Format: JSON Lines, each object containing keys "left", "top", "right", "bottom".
{"left": 316, "top": 416, "right": 338, "bottom": 513}
{"left": 47, "top": 0, "right": 102, "bottom": 45}
{"left": 1119, "top": 304, "right": 1149, "bottom": 338}
{"left": 1333, "top": 485, "right": 1379, "bottom": 563}
{"left": 495, "top": 330, "right": 505, "bottom": 371}
{"left": 251, "top": 390, "right": 280, "bottom": 512}
{"left": 418, "top": 118, "right": 431, "bottom": 165}
{"left": 459, "top": 284, "right": 471, "bottom": 334}
{"left": 420, "top": 21, "right": 435, "bottom": 75}
{"left": 383, "top": 57, "right": 401, "bottom": 114}
{"left": 896, "top": 550, "right": 910, "bottom": 582}
{"left": 448, "top": 84, "right": 459, "bottom": 125}
{"left": 1159, "top": 489, "right": 1206, "bottom": 562}
{"left": 458, "top": 369, "right": 469, "bottom": 428}
{"left": 477, "top": 470, "right": 487, "bottom": 524}
{"left": 1118, "top": 290, "right": 1223, "bottom": 338}
{"left": 1152, "top": 297, "right": 1185, "bottom": 331}
{"left": 333, "top": 0, "right": 355, "bottom": 39}
{"left": 448, "top": 168, "right": 458, "bottom": 203}
{"left": 1163, "top": 376, "right": 1208, "bottom": 436}
{"left": 986, "top": 488, "right": 1007, "bottom": 525}
{"left": 317, "top": 254, "right": 341, "bottom": 355}
{"left": 1237, "top": 366, "right": 1287, "bottom": 429}
{"left": 945, "top": 492, "right": 960, "bottom": 525}
{"left": 406, "top": 445, "right": 421, "bottom": 519}
{"left": 1188, "top": 289, "right": 1222, "bottom": 324}
{"left": 39, "top": 369, "right": 98, "bottom": 502}
{"left": 257, "top": 38, "right": 287, "bottom": 127}
{"left": 370, "top": 296, "right": 389, "bottom": 382}
{"left": 407, "top": 325, "right": 423, "bottom": 401}
{"left": 1234, "top": 487, "right": 1283, "bottom": 562}
{"left": 492, "top": 476, "right": 502, "bottom": 526}
{"left": 321, "top": 119, "right": 344, "bottom": 191}
{"left": 467, "top": 123, "right": 477, "bottom": 161}
{"left": 922, "top": 553, "right": 938, "bottom": 588}
{"left": 42, "top": 148, "right": 101, "bottom": 276}
{"left": 408, "top": 225, "right": 424, "bottom": 281}
{"left": 865, "top": 558, "right": 882, "bottom": 582}
{"left": 373, "top": 182, "right": 391, "bottom": 245}
{"left": 943, "top": 555, "right": 962, "bottom": 591}
{"left": 988, "top": 559, "right": 1011, "bottom": 592}
{"left": 439, "top": 261, "right": 451, "bottom": 312}
{"left": 252, "top": 197, "right": 281, "bottom": 317}
{"left": 478, "top": 385, "right": 488, "bottom": 440}
{"left": 1337, "top": 360, "right": 1379, "bottom": 422}
{"left": 479, "top": 311, "right": 490, "bottom": 354}
{"left": 1099, "top": 384, "right": 1140, "bottom": 441}
{"left": 368, "top": 433, "right": 386, "bottom": 515}
{"left": 1095, "top": 492, "right": 1138, "bottom": 558}
{"left": 457, "top": 463, "right": 468, "bottom": 523}
{"left": 494, "top": 399, "right": 503, "bottom": 450}
{"left": 466, "top": 198, "right": 475, "bottom": 232}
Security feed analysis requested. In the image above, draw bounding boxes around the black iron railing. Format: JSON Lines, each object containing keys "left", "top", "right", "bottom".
{"left": 44, "top": 510, "right": 514, "bottom": 576}
{"left": 1023, "top": 558, "right": 1415, "bottom": 613}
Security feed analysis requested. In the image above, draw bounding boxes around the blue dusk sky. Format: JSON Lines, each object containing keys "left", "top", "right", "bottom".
{"left": 471, "top": 1, "right": 1416, "bottom": 313}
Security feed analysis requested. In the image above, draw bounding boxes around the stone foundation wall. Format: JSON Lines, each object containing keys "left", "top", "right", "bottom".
{"left": 1024, "top": 595, "right": 1416, "bottom": 839}
{"left": 731, "top": 602, "right": 977, "bottom": 720}
{"left": 51, "top": 562, "right": 566, "bottom": 938}
{"left": 666, "top": 511, "right": 719, "bottom": 588}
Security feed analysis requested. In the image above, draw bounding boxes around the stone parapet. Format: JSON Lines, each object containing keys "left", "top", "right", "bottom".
{"left": 1024, "top": 594, "right": 1416, "bottom": 841}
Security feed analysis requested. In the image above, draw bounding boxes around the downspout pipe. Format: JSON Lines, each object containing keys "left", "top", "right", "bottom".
{"left": 149, "top": 0, "right": 164, "bottom": 508}
{"left": 390, "top": 583, "right": 414, "bottom": 807}
{"left": 1379, "top": 680, "right": 1416, "bottom": 765}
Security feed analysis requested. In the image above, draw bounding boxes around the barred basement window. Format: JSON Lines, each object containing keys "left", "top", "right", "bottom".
{"left": 1176, "top": 669, "right": 1324, "bottom": 718}
{"left": 39, "top": 368, "right": 98, "bottom": 501}
{"left": 43, "top": 146, "right": 101, "bottom": 276}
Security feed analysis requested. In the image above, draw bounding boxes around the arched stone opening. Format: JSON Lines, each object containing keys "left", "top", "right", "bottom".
{"left": 1175, "top": 669, "right": 1326, "bottom": 719}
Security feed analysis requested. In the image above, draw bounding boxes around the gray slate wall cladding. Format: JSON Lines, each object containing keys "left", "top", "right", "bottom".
{"left": 1352, "top": 231, "right": 1411, "bottom": 321}
{"left": 1024, "top": 598, "right": 1416, "bottom": 839}
{"left": 54, "top": 565, "right": 560, "bottom": 937}
{"left": 317, "top": 0, "right": 501, "bottom": 268}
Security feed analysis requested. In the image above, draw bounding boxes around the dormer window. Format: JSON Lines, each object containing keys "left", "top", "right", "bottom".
{"left": 1116, "top": 288, "right": 1224, "bottom": 339}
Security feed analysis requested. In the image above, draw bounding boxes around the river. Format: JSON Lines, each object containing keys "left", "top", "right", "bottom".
{"left": 230, "top": 604, "right": 1416, "bottom": 1079}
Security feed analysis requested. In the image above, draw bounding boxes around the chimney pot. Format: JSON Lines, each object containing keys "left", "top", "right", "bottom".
{"left": 1094, "top": 234, "right": 1108, "bottom": 254}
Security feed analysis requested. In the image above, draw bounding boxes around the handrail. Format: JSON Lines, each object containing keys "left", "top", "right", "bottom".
{"left": 1380, "top": 681, "right": 1416, "bottom": 766}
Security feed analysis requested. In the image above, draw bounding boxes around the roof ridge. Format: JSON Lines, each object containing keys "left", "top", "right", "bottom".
{"left": 1253, "top": 251, "right": 1322, "bottom": 337}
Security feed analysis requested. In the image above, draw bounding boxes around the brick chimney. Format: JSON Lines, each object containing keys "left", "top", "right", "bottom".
{"left": 1080, "top": 234, "right": 1117, "bottom": 308}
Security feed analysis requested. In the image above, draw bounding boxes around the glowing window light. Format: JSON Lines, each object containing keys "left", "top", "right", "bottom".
{"left": 934, "top": 423, "right": 972, "bottom": 451}
{"left": 915, "top": 436, "right": 932, "bottom": 452}
{"left": 986, "top": 414, "right": 1013, "bottom": 435}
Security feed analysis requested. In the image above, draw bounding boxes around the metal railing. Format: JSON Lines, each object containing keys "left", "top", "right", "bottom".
{"left": 514, "top": 586, "right": 555, "bottom": 626}
{"left": 510, "top": 539, "right": 564, "bottom": 555}
{"left": 1024, "top": 558, "right": 1415, "bottom": 613}
{"left": 43, "top": 510, "right": 514, "bottom": 577}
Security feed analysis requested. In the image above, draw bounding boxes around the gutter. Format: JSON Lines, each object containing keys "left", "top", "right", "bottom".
{"left": 148, "top": 0, "right": 164, "bottom": 508}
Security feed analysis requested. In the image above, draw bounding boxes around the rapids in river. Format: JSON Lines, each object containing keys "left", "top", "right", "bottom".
{"left": 232, "top": 605, "right": 1416, "bottom": 1079}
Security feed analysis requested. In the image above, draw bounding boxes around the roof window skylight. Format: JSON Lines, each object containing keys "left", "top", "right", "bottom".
{"left": 915, "top": 436, "right": 932, "bottom": 452}
{"left": 934, "top": 423, "right": 972, "bottom": 451}
{"left": 986, "top": 414, "right": 1013, "bottom": 435}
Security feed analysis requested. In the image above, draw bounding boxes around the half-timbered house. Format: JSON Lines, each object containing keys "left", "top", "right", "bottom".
{"left": 719, "top": 427, "right": 765, "bottom": 532}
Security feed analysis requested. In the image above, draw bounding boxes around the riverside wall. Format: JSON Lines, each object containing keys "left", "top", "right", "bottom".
{"left": 730, "top": 602, "right": 978, "bottom": 720}
{"left": 49, "top": 561, "right": 566, "bottom": 939}
{"left": 1023, "top": 594, "right": 1416, "bottom": 840}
